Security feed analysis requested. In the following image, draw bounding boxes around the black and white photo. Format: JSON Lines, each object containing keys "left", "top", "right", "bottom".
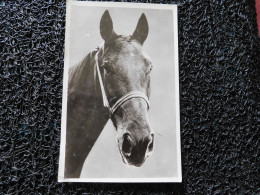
{"left": 59, "top": 0, "right": 181, "bottom": 182}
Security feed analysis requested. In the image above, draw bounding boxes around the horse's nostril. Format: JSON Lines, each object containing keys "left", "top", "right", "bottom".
{"left": 148, "top": 140, "right": 153, "bottom": 151}
{"left": 148, "top": 134, "right": 154, "bottom": 151}
{"left": 122, "top": 133, "right": 133, "bottom": 156}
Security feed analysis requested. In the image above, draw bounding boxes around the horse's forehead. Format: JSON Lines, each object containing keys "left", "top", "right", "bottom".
{"left": 105, "top": 38, "right": 150, "bottom": 62}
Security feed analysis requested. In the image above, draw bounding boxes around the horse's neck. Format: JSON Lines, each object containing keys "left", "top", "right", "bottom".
{"left": 68, "top": 51, "right": 95, "bottom": 96}
{"left": 67, "top": 50, "right": 109, "bottom": 119}
{"left": 65, "top": 50, "right": 109, "bottom": 178}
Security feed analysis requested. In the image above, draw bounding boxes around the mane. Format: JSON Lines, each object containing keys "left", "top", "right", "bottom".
{"left": 67, "top": 49, "right": 98, "bottom": 95}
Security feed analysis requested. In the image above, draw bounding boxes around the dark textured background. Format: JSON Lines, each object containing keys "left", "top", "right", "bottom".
{"left": 0, "top": 0, "right": 259, "bottom": 194}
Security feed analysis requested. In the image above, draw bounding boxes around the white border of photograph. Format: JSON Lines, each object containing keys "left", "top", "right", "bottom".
{"left": 58, "top": 0, "right": 181, "bottom": 183}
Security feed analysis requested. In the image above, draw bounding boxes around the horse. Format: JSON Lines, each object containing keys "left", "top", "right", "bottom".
{"left": 65, "top": 10, "right": 154, "bottom": 178}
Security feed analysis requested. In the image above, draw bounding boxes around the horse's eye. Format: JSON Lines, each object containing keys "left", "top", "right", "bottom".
{"left": 101, "top": 60, "right": 111, "bottom": 73}
{"left": 101, "top": 60, "right": 109, "bottom": 67}
{"left": 149, "top": 65, "right": 153, "bottom": 72}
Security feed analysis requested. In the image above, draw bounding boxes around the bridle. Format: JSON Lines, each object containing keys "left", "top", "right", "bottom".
{"left": 94, "top": 47, "right": 150, "bottom": 118}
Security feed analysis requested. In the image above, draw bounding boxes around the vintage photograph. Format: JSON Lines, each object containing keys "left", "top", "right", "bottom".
{"left": 58, "top": 0, "right": 181, "bottom": 182}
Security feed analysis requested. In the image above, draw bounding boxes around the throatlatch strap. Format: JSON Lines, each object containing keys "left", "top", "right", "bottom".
{"left": 95, "top": 50, "right": 111, "bottom": 110}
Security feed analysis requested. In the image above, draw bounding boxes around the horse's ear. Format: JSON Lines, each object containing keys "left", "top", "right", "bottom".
{"left": 132, "top": 13, "right": 149, "bottom": 45}
{"left": 100, "top": 10, "right": 115, "bottom": 41}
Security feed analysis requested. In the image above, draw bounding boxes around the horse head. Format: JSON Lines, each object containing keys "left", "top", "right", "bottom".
{"left": 98, "top": 10, "right": 154, "bottom": 167}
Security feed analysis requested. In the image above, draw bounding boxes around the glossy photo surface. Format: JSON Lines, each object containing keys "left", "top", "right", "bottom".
{"left": 58, "top": 0, "right": 181, "bottom": 182}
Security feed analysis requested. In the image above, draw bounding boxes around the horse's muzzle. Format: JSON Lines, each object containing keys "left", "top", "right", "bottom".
{"left": 120, "top": 132, "right": 154, "bottom": 167}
